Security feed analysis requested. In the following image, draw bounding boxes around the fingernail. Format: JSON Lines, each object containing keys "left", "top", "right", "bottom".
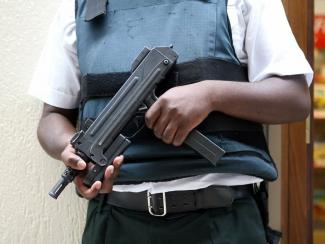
{"left": 77, "top": 161, "right": 86, "bottom": 169}
{"left": 109, "top": 167, "right": 114, "bottom": 174}
{"left": 95, "top": 182, "right": 101, "bottom": 190}
{"left": 116, "top": 158, "right": 122, "bottom": 166}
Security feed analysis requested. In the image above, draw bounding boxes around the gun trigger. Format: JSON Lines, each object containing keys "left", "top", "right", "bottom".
{"left": 145, "top": 92, "right": 158, "bottom": 107}
{"left": 138, "top": 104, "right": 148, "bottom": 112}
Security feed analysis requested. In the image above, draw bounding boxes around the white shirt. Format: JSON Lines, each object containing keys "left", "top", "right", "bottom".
{"left": 29, "top": 0, "right": 313, "bottom": 194}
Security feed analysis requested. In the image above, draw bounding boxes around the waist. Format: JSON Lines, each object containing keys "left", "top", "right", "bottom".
{"left": 106, "top": 184, "right": 256, "bottom": 216}
{"left": 113, "top": 173, "right": 263, "bottom": 193}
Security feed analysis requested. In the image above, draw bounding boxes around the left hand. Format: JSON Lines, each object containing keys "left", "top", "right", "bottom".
{"left": 145, "top": 81, "right": 213, "bottom": 146}
{"left": 73, "top": 155, "right": 124, "bottom": 199}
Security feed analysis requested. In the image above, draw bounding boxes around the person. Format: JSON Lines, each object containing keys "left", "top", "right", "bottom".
{"left": 29, "top": 0, "right": 313, "bottom": 243}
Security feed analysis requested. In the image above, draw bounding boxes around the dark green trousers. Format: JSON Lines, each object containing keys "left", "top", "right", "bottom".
{"left": 82, "top": 195, "right": 267, "bottom": 244}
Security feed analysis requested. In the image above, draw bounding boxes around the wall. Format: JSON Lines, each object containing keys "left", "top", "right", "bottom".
{"left": 0, "top": 0, "right": 295, "bottom": 243}
{"left": 0, "top": 1, "right": 87, "bottom": 243}
{"left": 316, "top": 0, "right": 325, "bottom": 14}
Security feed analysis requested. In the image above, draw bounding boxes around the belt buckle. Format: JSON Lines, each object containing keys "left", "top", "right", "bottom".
{"left": 147, "top": 191, "right": 167, "bottom": 217}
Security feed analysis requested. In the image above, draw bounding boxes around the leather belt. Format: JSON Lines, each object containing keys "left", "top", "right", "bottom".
{"left": 106, "top": 185, "right": 253, "bottom": 217}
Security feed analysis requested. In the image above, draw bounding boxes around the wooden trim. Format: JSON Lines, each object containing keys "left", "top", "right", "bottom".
{"left": 281, "top": 124, "right": 289, "bottom": 244}
{"left": 281, "top": 1, "right": 314, "bottom": 244}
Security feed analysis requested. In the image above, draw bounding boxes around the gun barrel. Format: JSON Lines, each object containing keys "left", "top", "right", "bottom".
{"left": 49, "top": 167, "right": 78, "bottom": 199}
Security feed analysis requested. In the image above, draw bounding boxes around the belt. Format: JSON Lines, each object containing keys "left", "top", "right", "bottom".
{"left": 106, "top": 185, "right": 253, "bottom": 217}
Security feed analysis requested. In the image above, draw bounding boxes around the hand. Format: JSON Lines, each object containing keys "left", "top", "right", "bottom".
{"left": 145, "top": 81, "right": 213, "bottom": 146}
{"left": 60, "top": 144, "right": 124, "bottom": 200}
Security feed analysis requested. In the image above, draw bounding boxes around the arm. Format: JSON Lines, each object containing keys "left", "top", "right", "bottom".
{"left": 145, "top": 74, "right": 311, "bottom": 146}
{"left": 207, "top": 74, "right": 311, "bottom": 124}
{"left": 37, "top": 104, "right": 77, "bottom": 160}
{"left": 37, "top": 104, "right": 123, "bottom": 199}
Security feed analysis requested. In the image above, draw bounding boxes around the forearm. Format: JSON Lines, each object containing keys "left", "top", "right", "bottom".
{"left": 37, "top": 105, "right": 77, "bottom": 160}
{"left": 204, "top": 75, "right": 311, "bottom": 124}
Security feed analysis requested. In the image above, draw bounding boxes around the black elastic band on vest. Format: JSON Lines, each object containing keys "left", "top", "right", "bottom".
{"left": 80, "top": 58, "right": 262, "bottom": 132}
{"left": 81, "top": 58, "right": 248, "bottom": 99}
{"left": 85, "top": 0, "right": 107, "bottom": 21}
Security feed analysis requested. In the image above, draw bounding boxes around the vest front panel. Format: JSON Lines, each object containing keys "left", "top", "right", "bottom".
{"left": 76, "top": 0, "right": 240, "bottom": 74}
{"left": 75, "top": 0, "right": 278, "bottom": 184}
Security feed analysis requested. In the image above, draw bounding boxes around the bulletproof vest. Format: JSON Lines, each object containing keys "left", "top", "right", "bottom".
{"left": 75, "top": 0, "right": 278, "bottom": 184}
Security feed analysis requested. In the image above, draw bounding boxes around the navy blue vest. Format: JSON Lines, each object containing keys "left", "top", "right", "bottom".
{"left": 75, "top": 0, "right": 278, "bottom": 184}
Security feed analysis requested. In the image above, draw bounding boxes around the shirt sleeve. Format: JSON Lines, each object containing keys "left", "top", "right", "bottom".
{"left": 28, "top": 0, "right": 80, "bottom": 109}
{"left": 243, "top": 0, "right": 313, "bottom": 85}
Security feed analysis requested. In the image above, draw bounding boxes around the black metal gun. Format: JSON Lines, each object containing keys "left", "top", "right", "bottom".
{"left": 49, "top": 47, "right": 225, "bottom": 199}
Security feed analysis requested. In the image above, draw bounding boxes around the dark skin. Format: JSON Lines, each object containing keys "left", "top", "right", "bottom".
{"left": 37, "top": 75, "right": 310, "bottom": 199}
{"left": 37, "top": 105, "right": 124, "bottom": 199}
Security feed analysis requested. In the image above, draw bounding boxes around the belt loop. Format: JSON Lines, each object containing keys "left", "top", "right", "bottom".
{"left": 253, "top": 182, "right": 261, "bottom": 194}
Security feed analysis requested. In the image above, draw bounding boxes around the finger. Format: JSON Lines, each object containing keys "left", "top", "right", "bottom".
{"left": 100, "top": 165, "right": 115, "bottom": 193}
{"left": 161, "top": 122, "right": 178, "bottom": 144}
{"left": 145, "top": 101, "right": 161, "bottom": 129}
{"left": 66, "top": 144, "right": 76, "bottom": 153}
{"left": 173, "top": 128, "right": 190, "bottom": 147}
{"left": 75, "top": 176, "right": 101, "bottom": 199}
{"left": 67, "top": 157, "right": 87, "bottom": 170}
{"left": 100, "top": 156, "right": 124, "bottom": 193}
{"left": 61, "top": 146, "right": 86, "bottom": 170}
{"left": 111, "top": 155, "right": 124, "bottom": 178}
{"left": 153, "top": 115, "right": 170, "bottom": 139}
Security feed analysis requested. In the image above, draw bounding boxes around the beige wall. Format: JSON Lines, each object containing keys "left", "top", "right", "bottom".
{"left": 0, "top": 1, "right": 87, "bottom": 243}
{"left": 0, "top": 0, "right": 284, "bottom": 243}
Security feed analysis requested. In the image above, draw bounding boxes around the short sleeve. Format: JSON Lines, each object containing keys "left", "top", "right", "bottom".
{"left": 28, "top": 0, "right": 80, "bottom": 109}
{"left": 243, "top": 0, "right": 313, "bottom": 85}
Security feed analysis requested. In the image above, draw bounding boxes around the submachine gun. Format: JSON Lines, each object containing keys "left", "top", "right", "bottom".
{"left": 49, "top": 46, "right": 225, "bottom": 199}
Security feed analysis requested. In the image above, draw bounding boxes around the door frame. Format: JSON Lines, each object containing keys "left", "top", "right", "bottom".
{"left": 281, "top": 1, "right": 314, "bottom": 243}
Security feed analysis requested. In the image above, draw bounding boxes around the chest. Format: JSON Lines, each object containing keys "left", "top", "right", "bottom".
{"left": 76, "top": 0, "right": 240, "bottom": 74}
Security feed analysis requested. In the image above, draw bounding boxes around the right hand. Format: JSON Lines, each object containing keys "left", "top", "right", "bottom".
{"left": 60, "top": 144, "right": 124, "bottom": 200}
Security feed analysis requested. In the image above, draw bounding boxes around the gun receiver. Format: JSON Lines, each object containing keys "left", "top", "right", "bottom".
{"left": 49, "top": 47, "right": 225, "bottom": 199}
